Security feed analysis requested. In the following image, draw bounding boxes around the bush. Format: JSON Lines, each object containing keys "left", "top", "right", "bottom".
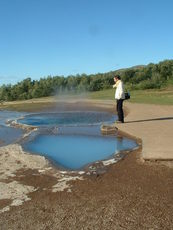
{"left": 137, "top": 80, "right": 161, "bottom": 90}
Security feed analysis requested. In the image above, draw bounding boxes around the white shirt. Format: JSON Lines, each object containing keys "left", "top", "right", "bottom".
{"left": 113, "top": 80, "right": 125, "bottom": 100}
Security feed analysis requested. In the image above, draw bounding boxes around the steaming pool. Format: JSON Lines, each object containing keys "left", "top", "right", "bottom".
{"left": 18, "top": 111, "right": 116, "bottom": 127}
{"left": 18, "top": 111, "right": 138, "bottom": 170}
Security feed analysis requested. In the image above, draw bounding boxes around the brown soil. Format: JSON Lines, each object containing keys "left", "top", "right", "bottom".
{"left": 0, "top": 148, "right": 173, "bottom": 230}
{"left": 0, "top": 100, "right": 173, "bottom": 229}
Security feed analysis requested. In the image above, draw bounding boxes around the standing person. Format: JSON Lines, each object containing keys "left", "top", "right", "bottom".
{"left": 113, "top": 75, "right": 125, "bottom": 123}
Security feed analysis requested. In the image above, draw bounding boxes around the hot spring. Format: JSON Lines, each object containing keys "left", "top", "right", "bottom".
{"left": 18, "top": 111, "right": 116, "bottom": 127}
{"left": 20, "top": 111, "right": 138, "bottom": 170}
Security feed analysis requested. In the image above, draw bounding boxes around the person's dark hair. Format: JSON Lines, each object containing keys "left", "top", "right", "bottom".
{"left": 114, "top": 75, "right": 121, "bottom": 80}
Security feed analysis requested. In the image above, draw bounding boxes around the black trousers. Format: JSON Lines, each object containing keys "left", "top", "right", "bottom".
{"left": 116, "top": 99, "right": 124, "bottom": 122}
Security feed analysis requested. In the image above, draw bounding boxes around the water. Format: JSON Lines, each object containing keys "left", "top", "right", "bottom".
{"left": 23, "top": 134, "right": 137, "bottom": 170}
{"left": 0, "top": 110, "right": 138, "bottom": 170}
{"left": 21, "top": 111, "right": 138, "bottom": 170}
{"left": 0, "top": 110, "right": 26, "bottom": 146}
{"left": 0, "top": 125, "right": 24, "bottom": 146}
{"left": 0, "top": 110, "right": 26, "bottom": 125}
{"left": 19, "top": 111, "right": 117, "bottom": 127}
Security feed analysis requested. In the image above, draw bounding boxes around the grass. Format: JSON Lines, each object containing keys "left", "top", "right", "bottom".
{"left": 0, "top": 87, "right": 173, "bottom": 112}
{"left": 0, "top": 102, "right": 56, "bottom": 112}
{"left": 0, "top": 97, "right": 57, "bottom": 112}
{"left": 129, "top": 89, "right": 173, "bottom": 105}
{"left": 88, "top": 87, "right": 173, "bottom": 105}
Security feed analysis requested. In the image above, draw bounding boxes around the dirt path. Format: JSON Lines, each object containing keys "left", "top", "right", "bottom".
{"left": 117, "top": 102, "right": 173, "bottom": 160}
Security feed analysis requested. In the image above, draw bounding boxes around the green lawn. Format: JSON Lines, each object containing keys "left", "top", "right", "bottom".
{"left": 129, "top": 89, "right": 173, "bottom": 105}
{"left": 1, "top": 88, "right": 173, "bottom": 112}
{"left": 0, "top": 102, "right": 57, "bottom": 112}
{"left": 88, "top": 88, "right": 173, "bottom": 105}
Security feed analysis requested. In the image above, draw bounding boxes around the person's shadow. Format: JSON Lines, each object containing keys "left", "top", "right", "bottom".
{"left": 125, "top": 116, "right": 173, "bottom": 123}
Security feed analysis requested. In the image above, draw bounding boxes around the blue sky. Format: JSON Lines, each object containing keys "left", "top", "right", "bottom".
{"left": 0, "top": 0, "right": 173, "bottom": 85}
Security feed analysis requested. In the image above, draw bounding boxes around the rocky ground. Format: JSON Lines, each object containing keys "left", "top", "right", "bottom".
{"left": 0, "top": 100, "right": 173, "bottom": 229}
{"left": 0, "top": 147, "right": 173, "bottom": 230}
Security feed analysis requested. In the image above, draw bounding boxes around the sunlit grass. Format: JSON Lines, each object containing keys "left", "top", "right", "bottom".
{"left": 0, "top": 87, "right": 173, "bottom": 112}
{"left": 88, "top": 87, "right": 173, "bottom": 105}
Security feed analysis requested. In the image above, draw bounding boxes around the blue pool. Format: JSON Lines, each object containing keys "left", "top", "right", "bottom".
{"left": 23, "top": 134, "right": 137, "bottom": 170}
{"left": 20, "top": 111, "right": 138, "bottom": 170}
{"left": 19, "top": 111, "right": 117, "bottom": 127}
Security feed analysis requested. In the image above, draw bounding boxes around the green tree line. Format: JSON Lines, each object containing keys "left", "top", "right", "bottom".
{"left": 0, "top": 59, "right": 173, "bottom": 101}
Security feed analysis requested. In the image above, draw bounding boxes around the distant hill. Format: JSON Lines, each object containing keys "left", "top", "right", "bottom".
{"left": 115, "top": 65, "right": 146, "bottom": 75}
{"left": 117, "top": 65, "right": 146, "bottom": 71}
{"left": 129, "top": 65, "right": 146, "bottom": 69}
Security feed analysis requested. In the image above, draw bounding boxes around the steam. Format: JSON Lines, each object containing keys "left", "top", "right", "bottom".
{"left": 53, "top": 87, "right": 91, "bottom": 112}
